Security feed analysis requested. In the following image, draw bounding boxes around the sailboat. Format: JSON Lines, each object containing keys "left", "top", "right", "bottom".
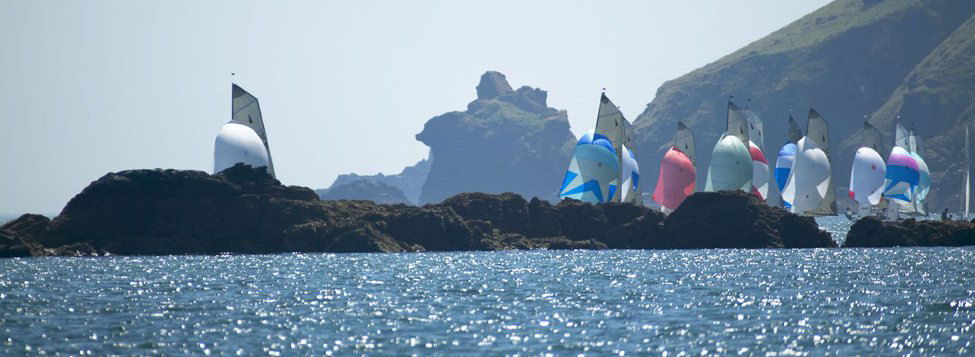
{"left": 907, "top": 128, "right": 930, "bottom": 216}
{"left": 774, "top": 116, "right": 803, "bottom": 208}
{"left": 213, "top": 84, "right": 276, "bottom": 177}
{"left": 652, "top": 122, "right": 696, "bottom": 213}
{"left": 963, "top": 125, "right": 972, "bottom": 220}
{"left": 704, "top": 101, "right": 752, "bottom": 193}
{"left": 849, "top": 120, "right": 886, "bottom": 216}
{"left": 781, "top": 108, "right": 836, "bottom": 216}
{"left": 744, "top": 107, "right": 771, "bottom": 201}
{"left": 881, "top": 124, "right": 919, "bottom": 217}
{"left": 559, "top": 93, "right": 638, "bottom": 204}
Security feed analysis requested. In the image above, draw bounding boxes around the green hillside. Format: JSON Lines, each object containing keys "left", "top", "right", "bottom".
{"left": 633, "top": 0, "right": 975, "bottom": 211}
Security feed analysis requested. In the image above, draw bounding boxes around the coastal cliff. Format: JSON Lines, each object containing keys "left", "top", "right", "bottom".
{"left": 416, "top": 71, "right": 575, "bottom": 204}
{"left": 632, "top": 0, "right": 975, "bottom": 212}
{"left": 0, "top": 165, "right": 835, "bottom": 257}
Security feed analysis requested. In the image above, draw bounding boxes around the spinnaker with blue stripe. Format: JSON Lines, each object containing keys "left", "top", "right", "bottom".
{"left": 774, "top": 116, "right": 802, "bottom": 208}
{"left": 558, "top": 130, "right": 621, "bottom": 203}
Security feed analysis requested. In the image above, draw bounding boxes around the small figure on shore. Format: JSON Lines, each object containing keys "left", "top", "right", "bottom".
{"left": 845, "top": 207, "right": 856, "bottom": 220}
{"left": 942, "top": 207, "right": 950, "bottom": 221}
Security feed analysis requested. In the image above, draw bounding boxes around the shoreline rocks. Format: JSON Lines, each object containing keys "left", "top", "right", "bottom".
{"left": 1, "top": 165, "right": 838, "bottom": 258}
{"left": 843, "top": 216, "right": 975, "bottom": 247}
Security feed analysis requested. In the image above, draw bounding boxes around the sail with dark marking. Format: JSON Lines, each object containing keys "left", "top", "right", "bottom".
{"left": 230, "top": 84, "right": 275, "bottom": 177}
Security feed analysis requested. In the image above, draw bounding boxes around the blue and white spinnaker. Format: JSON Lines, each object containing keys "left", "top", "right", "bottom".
{"left": 559, "top": 130, "right": 621, "bottom": 203}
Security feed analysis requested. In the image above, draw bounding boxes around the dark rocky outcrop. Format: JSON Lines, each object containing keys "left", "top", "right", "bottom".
{"left": 317, "top": 179, "right": 411, "bottom": 205}
{"left": 1, "top": 165, "right": 837, "bottom": 257}
{"left": 843, "top": 216, "right": 975, "bottom": 247}
{"left": 0, "top": 214, "right": 101, "bottom": 257}
{"left": 632, "top": 0, "right": 975, "bottom": 212}
{"left": 660, "top": 191, "right": 836, "bottom": 249}
{"left": 415, "top": 71, "right": 575, "bottom": 204}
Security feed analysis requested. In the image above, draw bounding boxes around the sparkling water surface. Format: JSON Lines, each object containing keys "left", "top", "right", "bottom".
{"left": 3, "top": 245, "right": 974, "bottom": 355}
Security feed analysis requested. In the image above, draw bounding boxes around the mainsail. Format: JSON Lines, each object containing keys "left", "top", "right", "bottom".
{"left": 744, "top": 108, "right": 770, "bottom": 200}
{"left": 704, "top": 101, "right": 752, "bottom": 193}
{"left": 652, "top": 122, "right": 696, "bottom": 213}
{"left": 908, "top": 129, "right": 930, "bottom": 215}
{"left": 849, "top": 121, "right": 886, "bottom": 214}
{"left": 231, "top": 84, "right": 275, "bottom": 177}
{"left": 964, "top": 125, "right": 972, "bottom": 219}
{"left": 782, "top": 108, "right": 836, "bottom": 216}
{"left": 774, "top": 115, "right": 802, "bottom": 207}
{"left": 594, "top": 93, "right": 638, "bottom": 203}
{"left": 558, "top": 130, "right": 621, "bottom": 203}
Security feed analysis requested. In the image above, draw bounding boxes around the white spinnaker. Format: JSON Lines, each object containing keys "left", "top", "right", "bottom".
{"left": 784, "top": 109, "right": 836, "bottom": 216}
{"left": 850, "top": 121, "right": 886, "bottom": 213}
{"left": 785, "top": 137, "right": 832, "bottom": 214}
{"left": 850, "top": 147, "right": 886, "bottom": 211}
{"left": 621, "top": 144, "right": 640, "bottom": 203}
{"left": 213, "top": 122, "right": 271, "bottom": 174}
{"left": 231, "top": 84, "right": 275, "bottom": 177}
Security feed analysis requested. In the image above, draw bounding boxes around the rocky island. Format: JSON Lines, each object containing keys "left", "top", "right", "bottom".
{"left": 1, "top": 164, "right": 836, "bottom": 257}
{"left": 843, "top": 216, "right": 975, "bottom": 247}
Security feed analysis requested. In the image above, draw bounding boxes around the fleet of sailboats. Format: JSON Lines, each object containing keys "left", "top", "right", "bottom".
{"left": 554, "top": 93, "right": 949, "bottom": 222}
{"left": 210, "top": 85, "right": 947, "bottom": 222}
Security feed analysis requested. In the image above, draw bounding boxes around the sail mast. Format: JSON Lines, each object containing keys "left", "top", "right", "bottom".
{"left": 966, "top": 125, "right": 972, "bottom": 218}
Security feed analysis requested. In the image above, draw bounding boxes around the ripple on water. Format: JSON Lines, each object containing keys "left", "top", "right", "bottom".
{"left": 1, "top": 248, "right": 974, "bottom": 355}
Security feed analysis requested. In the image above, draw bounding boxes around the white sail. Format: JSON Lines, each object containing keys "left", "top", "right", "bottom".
{"left": 594, "top": 93, "right": 631, "bottom": 203}
{"left": 850, "top": 147, "right": 886, "bottom": 211}
{"left": 213, "top": 122, "right": 271, "bottom": 174}
{"left": 230, "top": 84, "right": 275, "bottom": 177}
{"left": 705, "top": 101, "right": 752, "bottom": 192}
{"left": 966, "top": 125, "right": 971, "bottom": 219}
{"left": 849, "top": 121, "right": 886, "bottom": 214}
{"left": 744, "top": 108, "right": 769, "bottom": 200}
{"left": 908, "top": 129, "right": 930, "bottom": 216}
{"left": 620, "top": 144, "right": 640, "bottom": 203}
{"left": 785, "top": 109, "right": 836, "bottom": 216}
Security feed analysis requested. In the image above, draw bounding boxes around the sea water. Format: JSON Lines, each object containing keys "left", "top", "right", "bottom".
{"left": 2, "top": 242, "right": 974, "bottom": 355}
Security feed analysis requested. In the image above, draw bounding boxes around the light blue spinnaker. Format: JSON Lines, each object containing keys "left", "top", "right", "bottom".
{"left": 559, "top": 130, "right": 621, "bottom": 203}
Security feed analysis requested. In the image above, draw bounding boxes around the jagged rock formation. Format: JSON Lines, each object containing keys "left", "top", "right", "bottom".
{"left": 320, "top": 158, "right": 430, "bottom": 205}
{"left": 632, "top": 0, "right": 975, "bottom": 211}
{"left": 0, "top": 165, "right": 836, "bottom": 257}
{"left": 844, "top": 216, "right": 975, "bottom": 247}
{"left": 416, "top": 71, "right": 575, "bottom": 204}
{"left": 317, "top": 179, "right": 411, "bottom": 205}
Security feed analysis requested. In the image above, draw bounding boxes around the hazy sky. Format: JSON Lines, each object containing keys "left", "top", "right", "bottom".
{"left": 0, "top": 0, "right": 830, "bottom": 214}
